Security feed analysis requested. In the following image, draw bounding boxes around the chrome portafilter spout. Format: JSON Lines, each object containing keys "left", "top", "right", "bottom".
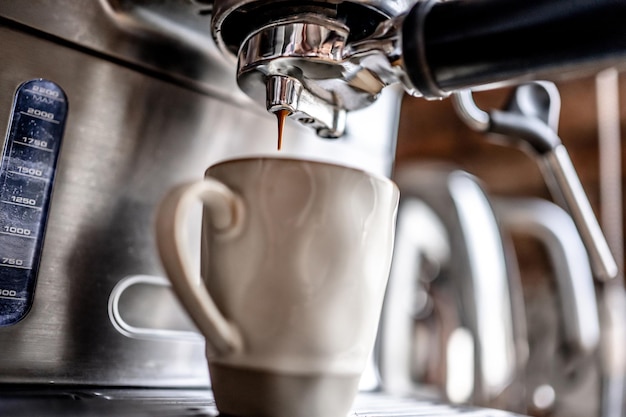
{"left": 265, "top": 74, "right": 347, "bottom": 139}
{"left": 233, "top": 11, "right": 405, "bottom": 138}
{"left": 211, "top": 0, "right": 415, "bottom": 138}
{"left": 242, "top": 17, "right": 351, "bottom": 138}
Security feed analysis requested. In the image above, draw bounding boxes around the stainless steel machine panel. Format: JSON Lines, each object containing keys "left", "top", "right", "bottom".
{"left": 0, "top": 18, "right": 401, "bottom": 386}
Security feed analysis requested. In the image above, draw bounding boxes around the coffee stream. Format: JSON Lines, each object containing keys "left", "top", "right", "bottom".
{"left": 275, "top": 109, "right": 290, "bottom": 151}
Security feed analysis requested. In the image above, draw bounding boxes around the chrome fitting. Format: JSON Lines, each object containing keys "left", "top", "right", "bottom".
{"left": 266, "top": 75, "right": 346, "bottom": 138}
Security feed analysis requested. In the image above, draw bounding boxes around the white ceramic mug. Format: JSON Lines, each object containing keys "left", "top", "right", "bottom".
{"left": 156, "top": 157, "right": 399, "bottom": 417}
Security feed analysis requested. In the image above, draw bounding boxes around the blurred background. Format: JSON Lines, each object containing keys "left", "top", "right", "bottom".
{"left": 395, "top": 71, "right": 626, "bottom": 301}
{"left": 388, "top": 71, "right": 626, "bottom": 417}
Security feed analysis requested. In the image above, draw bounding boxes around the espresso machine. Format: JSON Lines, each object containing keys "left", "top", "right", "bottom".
{"left": 0, "top": 0, "right": 625, "bottom": 416}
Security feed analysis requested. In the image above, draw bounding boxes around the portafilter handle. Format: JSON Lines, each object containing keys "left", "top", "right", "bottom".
{"left": 226, "top": 0, "right": 626, "bottom": 137}
{"left": 452, "top": 83, "right": 618, "bottom": 282}
{"left": 402, "top": 0, "right": 626, "bottom": 99}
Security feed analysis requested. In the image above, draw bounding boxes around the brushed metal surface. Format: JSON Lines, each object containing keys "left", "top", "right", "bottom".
{"left": 379, "top": 164, "right": 526, "bottom": 412}
{"left": 0, "top": 388, "right": 528, "bottom": 417}
{"left": 0, "top": 20, "right": 400, "bottom": 386}
{"left": 0, "top": 0, "right": 246, "bottom": 105}
{"left": 0, "top": 24, "right": 214, "bottom": 386}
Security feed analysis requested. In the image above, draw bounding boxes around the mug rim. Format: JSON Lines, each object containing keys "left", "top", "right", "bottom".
{"left": 206, "top": 156, "right": 398, "bottom": 190}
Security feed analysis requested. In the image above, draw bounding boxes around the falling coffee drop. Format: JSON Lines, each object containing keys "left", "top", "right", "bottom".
{"left": 275, "top": 109, "right": 290, "bottom": 151}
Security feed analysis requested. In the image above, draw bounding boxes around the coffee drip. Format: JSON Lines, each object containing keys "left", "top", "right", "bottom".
{"left": 275, "top": 109, "right": 290, "bottom": 150}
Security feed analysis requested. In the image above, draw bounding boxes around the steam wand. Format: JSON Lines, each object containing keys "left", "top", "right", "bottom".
{"left": 452, "top": 83, "right": 618, "bottom": 282}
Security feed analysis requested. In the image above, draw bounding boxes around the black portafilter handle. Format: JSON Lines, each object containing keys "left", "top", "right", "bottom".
{"left": 402, "top": 0, "right": 626, "bottom": 98}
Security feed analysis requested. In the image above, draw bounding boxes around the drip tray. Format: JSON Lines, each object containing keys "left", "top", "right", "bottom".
{"left": 0, "top": 388, "right": 524, "bottom": 417}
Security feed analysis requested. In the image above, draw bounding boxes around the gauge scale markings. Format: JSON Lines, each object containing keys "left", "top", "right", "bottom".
{"left": 0, "top": 79, "right": 67, "bottom": 326}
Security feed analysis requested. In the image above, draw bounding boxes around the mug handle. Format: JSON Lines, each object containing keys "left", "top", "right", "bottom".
{"left": 156, "top": 179, "right": 244, "bottom": 356}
